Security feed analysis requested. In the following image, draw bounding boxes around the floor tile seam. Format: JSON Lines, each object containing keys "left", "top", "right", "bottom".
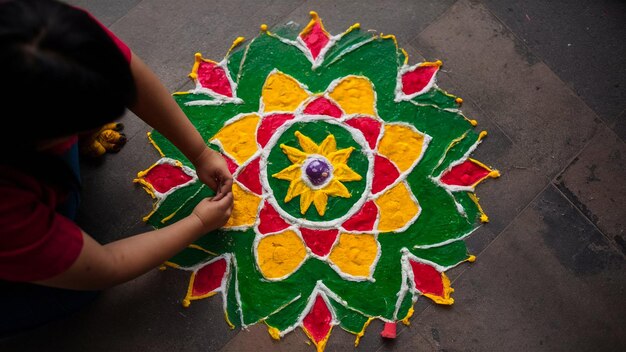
{"left": 612, "top": 107, "right": 626, "bottom": 144}
{"left": 551, "top": 180, "right": 625, "bottom": 258}
{"left": 469, "top": 181, "right": 551, "bottom": 258}
{"left": 412, "top": 181, "right": 552, "bottom": 322}
{"left": 480, "top": 0, "right": 616, "bottom": 129}
{"left": 547, "top": 121, "right": 626, "bottom": 252}
{"left": 405, "top": 44, "right": 521, "bottom": 157}
{"left": 406, "top": 0, "right": 460, "bottom": 45}
{"left": 407, "top": 44, "right": 566, "bottom": 181}
{"left": 270, "top": 0, "right": 314, "bottom": 31}
{"left": 551, "top": 123, "right": 600, "bottom": 182}
{"left": 105, "top": 0, "right": 145, "bottom": 30}
{"left": 447, "top": 66, "right": 603, "bottom": 181}
{"left": 441, "top": 73, "right": 554, "bottom": 179}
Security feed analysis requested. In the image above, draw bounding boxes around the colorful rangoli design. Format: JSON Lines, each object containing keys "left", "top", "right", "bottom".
{"left": 135, "top": 12, "right": 499, "bottom": 351}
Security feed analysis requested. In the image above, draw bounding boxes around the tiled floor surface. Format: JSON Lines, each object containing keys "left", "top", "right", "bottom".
{"left": 2, "top": 0, "right": 624, "bottom": 351}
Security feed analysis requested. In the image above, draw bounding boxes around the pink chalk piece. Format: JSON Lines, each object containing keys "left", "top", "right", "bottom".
{"left": 409, "top": 260, "right": 444, "bottom": 297}
{"left": 372, "top": 155, "right": 400, "bottom": 194}
{"left": 381, "top": 322, "right": 397, "bottom": 339}
{"left": 192, "top": 258, "right": 227, "bottom": 297}
{"left": 401, "top": 65, "right": 439, "bottom": 96}
{"left": 197, "top": 61, "right": 233, "bottom": 97}
{"left": 257, "top": 113, "right": 296, "bottom": 147}
{"left": 236, "top": 158, "right": 262, "bottom": 195}
{"left": 344, "top": 117, "right": 381, "bottom": 149}
{"left": 300, "top": 228, "right": 338, "bottom": 257}
{"left": 302, "top": 295, "right": 333, "bottom": 343}
{"left": 222, "top": 153, "right": 238, "bottom": 175}
{"left": 300, "top": 22, "right": 330, "bottom": 60}
{"left": 257, "top": 201, "right": 290, "bottom": 235}
{"left": 144, "top": 163, "right": 193, "bottom": 194}
{"left": 303, "top": 97, "right": 343, "bottom": 118}
{"left": 440, "top": 160, "right": 490, "bottom": 187}
{"left": 342, "top": 201, "right": 378, "bottom": 231}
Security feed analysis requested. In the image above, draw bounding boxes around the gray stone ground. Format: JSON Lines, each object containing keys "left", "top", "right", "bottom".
{"left": 2, "top": 0, "right": 625, "bottom": 351}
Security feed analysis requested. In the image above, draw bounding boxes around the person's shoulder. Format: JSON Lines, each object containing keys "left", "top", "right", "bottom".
{"left": 72, "top": 6, "right": 132, "bottom": 63}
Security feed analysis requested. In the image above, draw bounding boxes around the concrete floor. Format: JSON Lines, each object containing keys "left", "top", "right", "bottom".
{"left": 2, "top": 0, "right": 625, "bottom": 351}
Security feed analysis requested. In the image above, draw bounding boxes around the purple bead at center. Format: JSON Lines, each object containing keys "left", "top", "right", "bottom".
{"left": 305, "top": 158, "right": 331, "bottom": 186}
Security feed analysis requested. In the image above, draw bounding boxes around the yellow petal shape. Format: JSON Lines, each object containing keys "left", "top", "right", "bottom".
{"left": 328, "top": 233, "right": 379, "bottom": 278}
{"left": 299, "top": 188, "right": 314, "bottom": 214}
{"left": 328, "top": 147, "right": 355, "bottom": 164}
{"left": 280, "top": 144, "right": 308, "bottom": 164}
{"left": 211, "top": 114, "right": 260, "bottom": 164}
{"left": 224, "top": 183, "right": 262, "bottom": 228}
{"left": 313, "top": 192, "right": 328, "bottom": 216}
{"left": 323, "top": 179, "right": 351, "bottom": 198}
{"left": 295, "top": 131, "right": 319, "bottom": 154}
{"left": 328, "top": 76, "right": 376, "bottom": 116}
{"left": 257, "top": 230, "right": 307, "bottom": 279}
{"left": 333, "top": 164, "right": 362, "bottom": 182}
{"left": 377, "top": 124, "right": 425, "bottom": 172}
{"left": 272, "top": 164, "right": 301, "bottom": 181}
{"left": 318, "top": 134, "right": 337, "bottom": 156}
{"left": 375, "top": 182, "right": 419, "bottom": 232}
{"left": 262, "top": 71, "right": 310, "bottom": 112}
{"left": 285, "top": 178, "right": 308, "bottom": 202}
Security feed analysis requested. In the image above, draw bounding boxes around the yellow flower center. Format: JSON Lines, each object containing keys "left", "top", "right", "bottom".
{"left": 272, "top": 131, "right": 362, "bottom": 216}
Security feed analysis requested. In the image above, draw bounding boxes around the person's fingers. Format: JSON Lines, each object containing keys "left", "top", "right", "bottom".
{"left": 203, "top": 173, "right": 218, "bottom": 191}
{"left": 220, "top": 175, "right": 234, "bottom": 193}
{"left": 213, "top": 191, "right": 233, "bottom": 210}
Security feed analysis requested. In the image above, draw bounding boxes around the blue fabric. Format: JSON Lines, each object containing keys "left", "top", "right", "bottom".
{"left": 55, "top": 142, "right": 81, "bottom": 220}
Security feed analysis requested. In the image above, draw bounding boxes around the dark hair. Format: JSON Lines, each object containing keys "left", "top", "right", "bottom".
{"left": 0, "top": 0, "right": 136, "bottom": 148}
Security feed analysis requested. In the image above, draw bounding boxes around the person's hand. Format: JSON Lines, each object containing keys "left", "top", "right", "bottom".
{"left": 190, "top": 192, "right": 234, "bottom": 233}
{"left": 192, "top": 147, "right": 233, "bottom": 200}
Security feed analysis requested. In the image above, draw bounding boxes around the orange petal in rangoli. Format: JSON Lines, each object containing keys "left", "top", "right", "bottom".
{"left": 409, "top": 259, "right": 454, "bottom": 305}
{"left": 182, "top": 257, "right": 228, "bottom": 307}
{"left": 190, "top": 53, "right": 233, "bottom": 97}
{"left": 440, "top": 159, "right": 500, "bottom": 188}
{"left": 299, "top": 11, "right": 331, "bottom": 60}
{"left": 302, "top": 294, "right": 333, "bottom": 352}
{"left": 135, "top": 159, "right": 194, "bottom": 196}
{"left": 400, "top": 61, "right": 442, "bottom": 97}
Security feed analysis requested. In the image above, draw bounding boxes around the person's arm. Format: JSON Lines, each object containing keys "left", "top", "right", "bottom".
{"left": 128, "top": 52, "right": 233, "bottom": 199}
{"left": 36, "top": 193, "right": 233, "bottom": 290}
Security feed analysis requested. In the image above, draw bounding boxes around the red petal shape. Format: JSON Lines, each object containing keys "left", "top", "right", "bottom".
{"left": 144, "top": 163, "right": 193, "bottom": 194}
{"left": 440, "top": 160, "right": 490, "bottom": 187}
{"left": 197, "top": 61, "right": 233, "bottom": 97}
{"left": 372, "top": 155, "right": 400, "bottom": 194}
{"left": 222, "top": 154, "right": 238, "bottom": 175}
{"left": 381, "top": 322, "right": 397, "bottom": 339}
{"left": 300, "top": 228, "right": 338, "bottom": 257}
{"left": 303, "top": 97, "right": 342, "bottom": 118}
{"left": 258, "top": 201, "right": 290, "bottom": 235}
{"left": 344, "top": 117, "right": 381, "bottom": 149}
{"left": 236, "top": 158, "right": 262, "bottom": 195}
{"left": 302, "top": 295, "right": 332, "bottom": 343}
{"left": 191, "top": 258, "right": 227, "bottom": 297}
{"left": 409, "top": 260, "right": 444, "bottom": 296}
{"left": 257, "top": 113, "right": 295, "bottom": 147}
{"left": 300, "top": 22, "right": 330, "bottom": 60}
{"left": 342, "top": 201, "right": 378, "bottom": 231}
{"left": 401, "top": 64, "right": 439, "bottom": 96}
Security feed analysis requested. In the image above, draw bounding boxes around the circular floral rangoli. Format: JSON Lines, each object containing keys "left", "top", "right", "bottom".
{"left": 135, "top": 12, "right": 499, "bottom": 351}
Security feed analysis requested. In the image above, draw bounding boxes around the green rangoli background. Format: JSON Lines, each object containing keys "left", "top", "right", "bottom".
{"left": 135, "top": 12, "right": 498, "bottom": 351}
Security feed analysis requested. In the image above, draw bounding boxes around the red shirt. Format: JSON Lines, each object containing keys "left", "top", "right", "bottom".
{"left": 0, "top": 12, "right": 131, "bottom": 282}
{"left": 0, "top": 166, "right": 83, "bottom": 281}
